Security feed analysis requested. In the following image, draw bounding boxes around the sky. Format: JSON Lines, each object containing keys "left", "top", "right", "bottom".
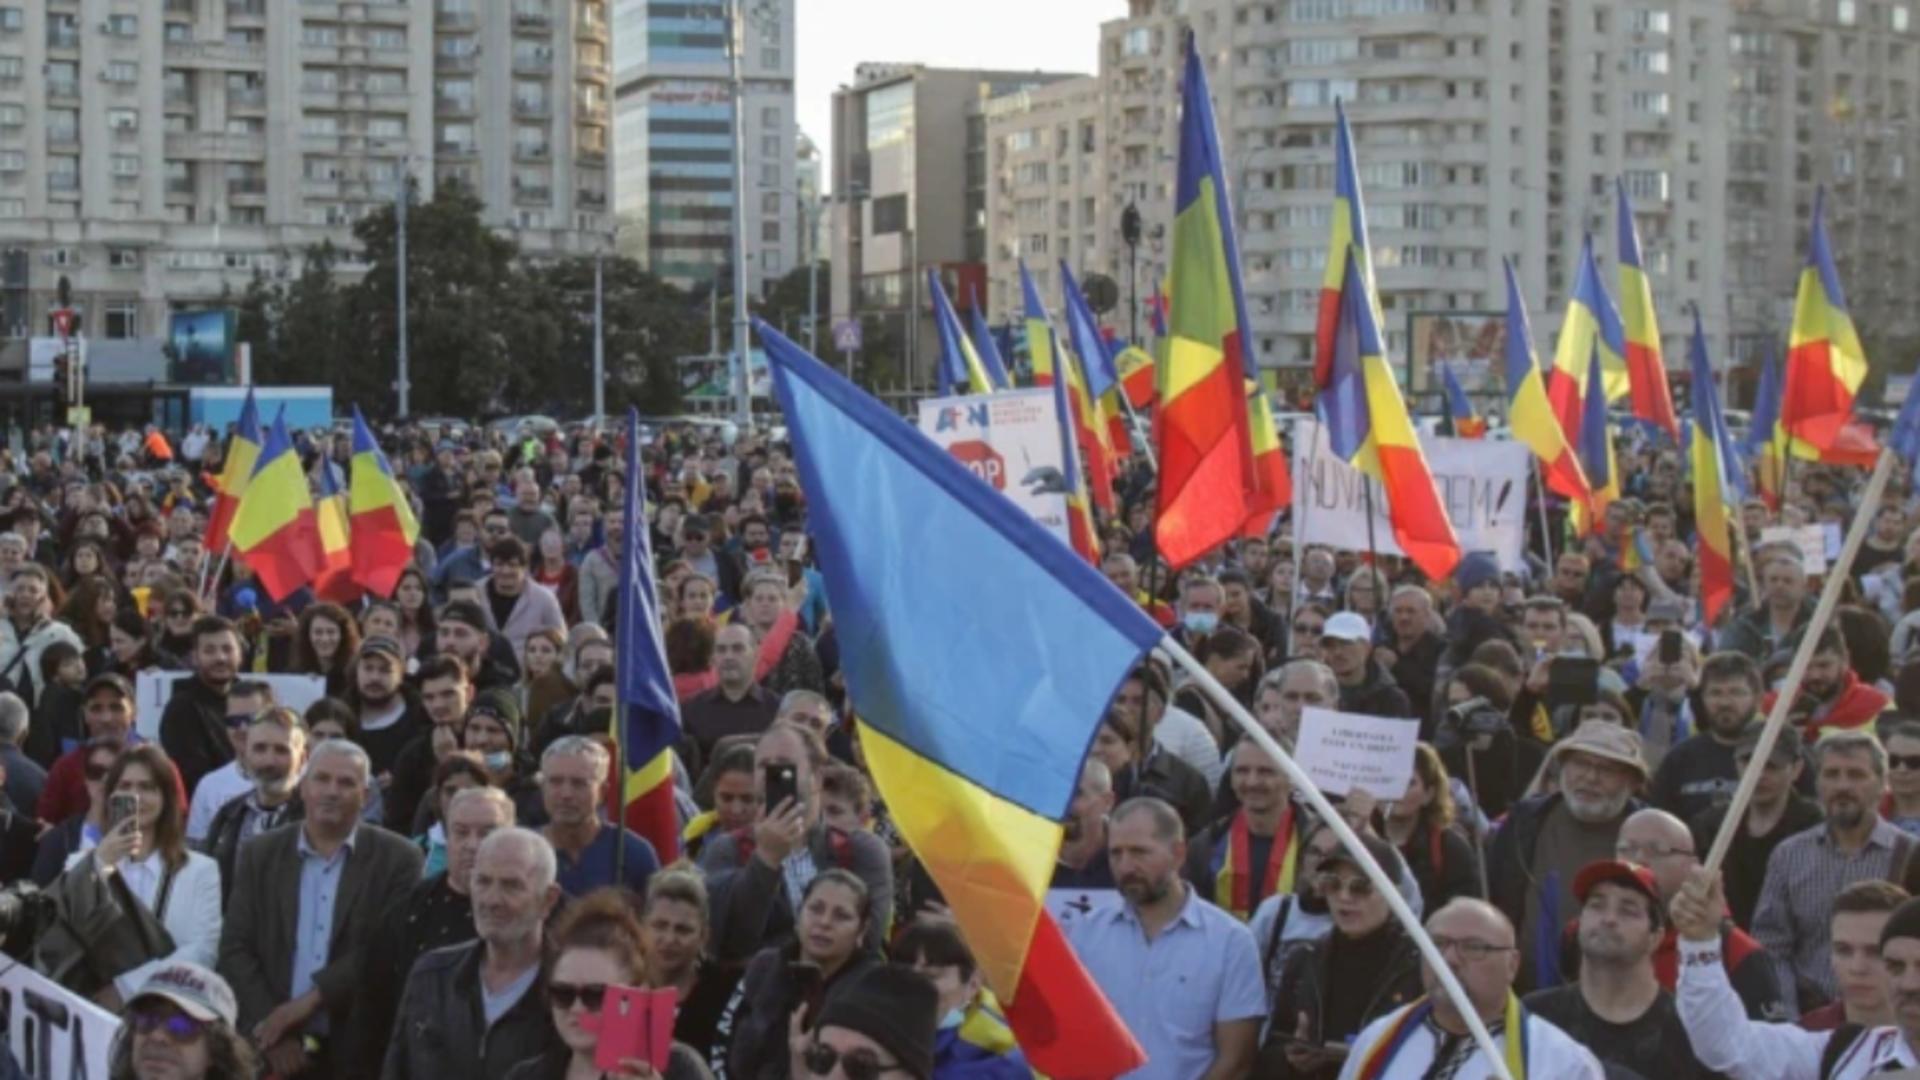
{"left": 794, "top": 0, "right": 1120, "bottom": 192}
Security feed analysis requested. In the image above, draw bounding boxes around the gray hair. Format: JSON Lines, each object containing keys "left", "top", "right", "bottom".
{"left": 1261, "top": 658, "right": 1339, "bottom": 701}
{"left": 1813, "top": 728, "right": 1887, "bottom": 776}
{"left": 777, "top": 689, "right": 831, "bottom": 720}
{"left": 477, "top": 826, "right": 557, "bottom": 891}
{"left": 307, "top": 738, "right": 371, "bottom": 785}
{"left": 0, "top": 692, "right": 26, "bottom": 745}
{"left": 1079, "top": 757, "right": 1112, "bottom": 797}
{"left": 1389, "top": 584, "right": 1433, "bottom": 610}
{"left": 541, "top": 734, "right": 611, "bottom": 782}
{"left": 448, "top": 785, "right": 517, "bottom": 825}
{"left": 1111, "top": 796, "right": 1185, "bottom": 845}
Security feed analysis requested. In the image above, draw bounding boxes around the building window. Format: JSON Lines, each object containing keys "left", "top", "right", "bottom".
{"left": 1838, "top": 0, "right": 1857, "bottom": 25}
{"left": 109, "top": 248, "right": 140, "bottom": 269}
{"left": 106, "top": 14, "right": 137, "bottom": 36}
{"left": 105, "top": 62, "right": 138, "bottom": 84}
{"left": 0, "top": 150, "right": 22, "bottom": 172}
{"left": 0, "top": 56, "right": 18, "bottom": 81}
{"left": 112, "top": 155, "right": 140, "bottom": 177}
{"left": 761, "top": 220, "right": 780, "bottom": 242}
{"left": 108, "top": 108, "right": 139, "bottom": 131}
{"left": 104, "top": 301, "right": 138, "bottom": 339}
{"left": 0, "top": 9, "right": 19, "bottom": 33}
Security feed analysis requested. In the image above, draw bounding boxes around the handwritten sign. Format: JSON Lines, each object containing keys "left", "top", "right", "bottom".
{"left": 1759, "top": 525, "right": 1829, "bottom": 576}
{"left": 135, "top": 671, "right": 328, "bottom": 743}
{"left": 1295, "top": 707, "right": 1420, "bottom": 800}
{"left": 0, "top": 959, "right": 119, "bottom": 1079}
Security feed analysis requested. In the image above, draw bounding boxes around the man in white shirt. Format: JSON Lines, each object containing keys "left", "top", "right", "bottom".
{"left": 1337, "top": 898, "right": 1604, "bottom": 1079}
{"left": 183, "top": 680, "right": 273, "bottom": 843}
{"left": 1672, "top": 866, "right": 1920, "bottom": 1078}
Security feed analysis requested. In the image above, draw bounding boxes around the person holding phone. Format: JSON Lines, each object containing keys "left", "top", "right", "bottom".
{"left": 729, "top": 870, "right": 877, "bottom": 1080}
{"left": 504, "top": 888, "right": 714, "bottom": 1080}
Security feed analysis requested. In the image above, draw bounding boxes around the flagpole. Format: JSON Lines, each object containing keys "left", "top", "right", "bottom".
{"left": 201, "top": 542, "right": 233, "bottom": 604}
{"left": 1291, "top": 419, "right": 1320, "bottom": 622}
{"left": 1361, "top": 476, "right": 1382, "bottom": 574}
{"left": 1532, "top": 461, "right": 1555, "bottom": 572}
{"left": 1162, "top": 636, "right": 1514, "bottom": 1080}
{"left": 1706, "top": 449, "right": 1894, "bottom": 874}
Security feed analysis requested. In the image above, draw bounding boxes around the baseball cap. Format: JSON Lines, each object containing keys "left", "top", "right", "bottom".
{"left": 1572, "top": 859, "right": 1662, "bottom": 916}
{"left": 439, "top": 599, "right": 489, "bottom": 631}
{"left": 358, "top": 635, "right": 406, "bottom": 663}
{"left": 128, "top": 962, "right": 238, "bottom": 1027}
{"left": 1321, "top": 611, "right": 1372, "bottom": 644}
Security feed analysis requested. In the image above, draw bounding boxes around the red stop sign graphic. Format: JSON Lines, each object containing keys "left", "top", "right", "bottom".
{"left": 948, "top": 440, "right": 1006, "bottom": 491}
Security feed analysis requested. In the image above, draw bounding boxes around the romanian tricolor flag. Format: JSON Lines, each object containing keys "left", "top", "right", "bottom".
{"left": 1061, "top": 338, "right": 1118, "bottom": 514}
{"left": 1113, "top": 339, "right": 1156, "bottom": 410}
{"left": 1048, "top": 339, "right": 1100, "bottom": 563}
{"left": 1503, "top": 259, "right": 1590, "bottom": 505}
{"left": 1018, "top": 262, "right": 1057, "bottom": 387}
{"left": 311, "top": 461, "right": 358, "bottom": 604}
{"left": 229, "top": 411, "right": 320, "bottom": 602}
{"left": 203, "top": 388, "right": 262, "bottom": 554}
{"left": 1060, "top": 261, "right": 1132, "bottom": 457}
{"left": 1783, "top": 188, "right": 1879, "bottom": 464}
{"left": 755, "top": 320, "right": 1150, "bottom": 1079}
{"left": 347, "top": 405, "right": 420, "bottom": 598}
{"left": 1617, "top": 181, "right": 1680, "bottom": 440}
{"left": 1747, "top": 343, "right": 1787, "bottom": 505}
{"left": 614, "top": 407, "right": 682, "bottom": 863}
{"left": 1314, "top": 102, "right": 1460, "bottom": 581}
{"left": 966, "top": 287, "right": 1013, "bottom": 390}
{"left": 1547, "top": 235, "right": 1628, "bottom": 446}
{"left": 1155, "top": 33, "right": 1253, "bottom": 570}
{"left": 1689, "top": 311, "right": 1744, "bottom": 625}
{"left": 929, "top": 270, "right": 994, "bottom": 397}
{"left": 1438, "top": 361, "right": 1487, "bottom": 439}
{"left": 1575, "top": 345, "right": 1620, "bottom": 534}
{"left": 1242, "top": 381, "right": 1291, "bottom": 538}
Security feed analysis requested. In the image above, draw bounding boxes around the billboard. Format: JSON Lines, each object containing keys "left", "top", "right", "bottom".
{"left": 167, "top": 309, "right": 237, "bottom": 384}
{"left": 1406, "top": 311, "right": 1507, "bottom": 398}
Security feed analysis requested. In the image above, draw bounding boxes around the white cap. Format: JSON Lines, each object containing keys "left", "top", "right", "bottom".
{"left": 1320, "top": 611, "right": 1372, "bottom": 643}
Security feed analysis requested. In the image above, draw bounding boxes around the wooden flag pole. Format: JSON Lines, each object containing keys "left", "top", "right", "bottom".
{"left": 1164, "top": 637, "right": 1514, "bottom": 1080}
{"left": 1705, "top": 449, "right": 1895, "bottom": 874}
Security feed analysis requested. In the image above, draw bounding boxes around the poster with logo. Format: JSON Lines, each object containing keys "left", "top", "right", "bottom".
{"left": 1290, "top": 417, "right": 1531, "bottom": 571}
{"left": 917, "top": 389, "right": 1069, "bottom": 548}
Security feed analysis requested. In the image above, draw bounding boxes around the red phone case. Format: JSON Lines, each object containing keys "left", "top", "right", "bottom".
{"left": 593, "top": 985, "right": 677, "bottom": 1073}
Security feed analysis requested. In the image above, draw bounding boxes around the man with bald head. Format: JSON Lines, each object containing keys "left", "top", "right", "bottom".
{"left": 1340, "top": 899, "right": 1604, "bottom": 1077}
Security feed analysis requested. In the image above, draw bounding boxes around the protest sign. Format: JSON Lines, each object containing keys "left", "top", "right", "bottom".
{"left": 1760, "top": 524, "right": 1829, "bottom": 576}
{"left": 1291, "top": 418, "right": 1530, "bottom": 571}
{"left": 918, "top": 390, "right": 1069, "bottom": 547}
{"left": 0, "top": 960, "right": 119, "bottom": 1079}
{"left": 135, "top": 671, "right": 328, "bottom": 743}
{"left": 1295, "top": 707, "right": 1420, "bottom": 800}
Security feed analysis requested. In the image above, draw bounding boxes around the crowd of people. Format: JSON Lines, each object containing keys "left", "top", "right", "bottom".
{"left": 0, "top": 413, "right": 1917, "bottom": 1080}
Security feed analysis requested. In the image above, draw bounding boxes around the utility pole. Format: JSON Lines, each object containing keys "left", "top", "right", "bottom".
{"left": 395, "top": 175, "right": 411, "bottom": 418}
{"left": 728, "top": 0, "right": 752, "bottom": 428}
{"left": 592, "top": 251, "right": 606, "bottom": 429}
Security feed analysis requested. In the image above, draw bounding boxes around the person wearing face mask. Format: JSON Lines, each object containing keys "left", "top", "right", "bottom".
{"left": 893, "top": 918, "right": 1030, "bottom": 1080}
{"left": 462, "top": 692, "right": 545, "bottom": 826}
{"left": 1171, "top": 574, "right": 1227, "bottom": 652}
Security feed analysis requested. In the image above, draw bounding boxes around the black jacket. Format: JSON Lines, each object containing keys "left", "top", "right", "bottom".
{"left": 158, "top": 675, "right": 231, "bottom": 794}
{"left": 1257, "top": 923, "right": 1424, "bottom": 1078}
{"left": 381, "top": 938, "right": 561, "bottom": 1080}
{"left": 1337, "top": 660, "right": 1413, "bottom": 719}
{"left": 726, "top": 946, "right": 876, "bottom": 1080}
{"left": 357, "top": 873, "right": 479, "bottom": 1078}
{"left": 1115, "top": 746, "right": 1215, "bottom": 838}
{"left": 200, "top": 793, "right": 303, "bottom": 907}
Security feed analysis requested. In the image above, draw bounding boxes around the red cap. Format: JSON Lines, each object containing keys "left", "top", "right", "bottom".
{"left": 1572, "top": 859, "right": 1661, "bottom": 910}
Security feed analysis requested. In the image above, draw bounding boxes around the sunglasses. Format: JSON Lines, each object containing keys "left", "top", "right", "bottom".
{"left": 129, "top": 1006, "right": 209, "bottom": 1042}
{"left": 1314, "top": 872, "right": 1376, "bottom": 900}
{"left": 547, "top": 981, "right": 607, "bottom": 1011}
{"left": 224, "top": 714, "right": 255, "bottom": 730}
{"left": 804, "top": 1042, "right": 904, "bottom": 1080}
{"left": 1892, "top": 754, "right": 1920, "bottom": 772}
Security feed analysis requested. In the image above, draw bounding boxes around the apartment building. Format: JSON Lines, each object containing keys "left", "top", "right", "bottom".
{"left": 983, "top": 76, "right": 1109, "bottom": 332}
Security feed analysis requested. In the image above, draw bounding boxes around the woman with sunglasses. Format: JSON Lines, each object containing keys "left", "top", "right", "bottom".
{"left": 786, "top": 965, "right": 939, "bottom": 1080}
{"left": 503, "top": 888, "right": 713, "bottom": 1080}
{"left": 729, "top": 869, "right": 879, "bottom": 1080}
{"left": 106, "top": 960, "right": 257, "bottom": 1080}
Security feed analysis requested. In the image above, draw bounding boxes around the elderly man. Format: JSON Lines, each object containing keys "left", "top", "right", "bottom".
{"left": 1339, "top": 898, "right": 1603, "bottom": 1078}
{"left": 1173, "top": 574, "right": 1227, "bottom": 649}
{"left": 1374, "top": 586, "right": 1446, "bottom": 721}
{"left": 1321, "top": 612, "right": 1411, "bottom": 719}
{"left": 1719, "top": 552, "right": 1815, "bottom": 661}
{"left": 1486, "top": 720, "right": 1650, "bottom": 991}
{"left": 1252, "top": 660, "right": 1339, "bottom": 750}
{"left": 1754, "top": 728, "right": 1909, "bottom": 1015}
{"left": 1674, "top": 870, "right": 1920, "bottom": 1077}
{"left": 382, "top": 827, "right": 561, "bottom": 1080}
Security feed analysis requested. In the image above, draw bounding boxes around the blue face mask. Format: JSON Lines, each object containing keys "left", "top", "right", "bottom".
{"left": 482, "top": 750, "right": 512, "bottom": 773}
{"left": 939, "top": 1007, "right": 967, "bottom": 1031}
{"left": 1183, "top": 611, "right": 1219, "bottom": 635}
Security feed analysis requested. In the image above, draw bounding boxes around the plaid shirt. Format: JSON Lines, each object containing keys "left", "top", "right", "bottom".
{"left": 1750, "top": 816, "right": 1910, "bottom": 1013}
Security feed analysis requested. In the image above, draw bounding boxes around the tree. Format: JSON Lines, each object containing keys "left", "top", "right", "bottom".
{"left": 274, "top": 242, "right": 352, "bottom": 392}
{"left": 759, "top": 260, "right": 829, "bottom": 348}
{"left": 228, "top": 271, "right": 280, "bottom": 382}
{"left": 527, "top": 256, "right": 701, "bottom": 416}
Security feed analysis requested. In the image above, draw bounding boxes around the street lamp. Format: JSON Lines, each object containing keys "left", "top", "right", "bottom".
{"left": 1121, "top": 202, "right": 1142, "bottom": 345}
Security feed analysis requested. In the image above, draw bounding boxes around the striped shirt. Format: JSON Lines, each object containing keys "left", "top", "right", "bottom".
{"left": 1750, "top": 816, "right": 1910, "bottom": 1013}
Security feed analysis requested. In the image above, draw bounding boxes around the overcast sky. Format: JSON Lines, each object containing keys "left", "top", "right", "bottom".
{"left": 793, "top": 0, "right": 1119, "bottom": 191}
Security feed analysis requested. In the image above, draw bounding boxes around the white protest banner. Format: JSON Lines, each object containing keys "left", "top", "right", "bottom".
{"left": 135, "top": 671, "right": 328, "bottom": 743}
{"left": 1291, "top": 418, "right": 1531, "bottom": 571}
{"left": 1295, "top": 706, "right": 1420, "bottom": 800}
{"left": 1760, "top": 524, "right": 1828, "bottom": 576}
{"left": 0, "top": 960, "right": 119, "bottom": 1078}
{"left": 918, "top": 390, "right": 1069, "bottom": 547}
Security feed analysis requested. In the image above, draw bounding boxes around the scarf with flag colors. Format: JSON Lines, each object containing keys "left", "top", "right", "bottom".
{"left": 1616, "top": 181, "right": 1679, "bottom": 440}
{"left": 1574, "top": 345, "right": 1619, "bottom": 535}
{"left": 929, "top": 269, "right": 995, "bottom": 397}
{"left": 754, "top": 319, "right": 1151, "bottom": 1078}
{"left": 228, "top": 410, "right": 320, "bottom": 602}
{"left": 1155, "top": 32, "right": 1254, "bottom": 570}
{"left": 203, "top": 388, "right": 262, "bottom": 553}
{"left": 1211, "top": 807, "right": 1299, "bottom": 920}
{"left": 1018, "top": 262, "right": 1057, "bottom": 387}
{"left": 614, "top": 408, "right": 683, "bottom": 863}
{"left": 1502, "top": 260, "right": 1591, "bottom": 506}
{"left": 1782, "top": 187, "right": 1879, "bottom": 465}
{"left": 965, "top": 286, "right": 1012, "bottom": 390}
{"left": 312, "top": 461, "right": 357, "bottom": 603}
{"left": 1546, "top": 235, "right": 1628, "bottom": 447}
{"left": 347, "top": 404, "right": 421, "bottom": 597}
{"left": 1352, "top": 994, "right": 1529, "bottom": 1080}
{"left": 1438, "top": 361, "right": 1486, "bottom": 439}
{"left": 1048, "top": 332, "right": 1101, "bottom": 564}
{"left": 1689, "top": 311, "right": 1744, "bottom": 626}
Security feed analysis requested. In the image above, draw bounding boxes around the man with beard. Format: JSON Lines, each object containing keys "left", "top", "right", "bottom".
{"left": 382, "top": 827, "right": 561, "bottom": 1079}
{"left": 346, "top": 636, "right": 423, "bottom": 797}
{"left": 1651, "top": 652, "right": 1765, "bottom": 821}
{"left": 1754, "top": 729, "right": 1909, "bottom": 1014}
{"left": 1674, "top": 870, "right": 1920, "bottom": 1077}
{"left": 203, "top": 706, "right": 308, "bottom": 905}
{"left": 1689, "top": 723, "right": 1824, "bottom": 929}
{"left": 1761, "top": 627, "right": 1892, "bottom": 737}
{"left": 1551, "top": 552, "right": 1594, "bottom": 608}
{"left": 159, "top": 616, "right": 242, "bottom": 793}
{"left": 1525, "top": 861, "right": 1717, "bottom": 1078}
{"left": 1183, "top": 741, "right": 1301, "bottom": 921}
{"left": 435, "top": 600, "right": 518, "bottom": 693}
{"left": 0, "top": 564, "right": 80, "bottom": 708}
{"left": 1064, "top": 797, "right": 1265, "bottom": 1080}
{"left": 1487, "top": 720, "right": 1649, "bottom": 991}
{"left": 184, "top": 680, "right": 275, "bottom": 843}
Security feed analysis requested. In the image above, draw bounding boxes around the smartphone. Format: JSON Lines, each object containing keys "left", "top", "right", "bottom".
{"left": 763, "top": 763, "right": 799, "bottom": 812}
{"left": 108, "top": 792, "right": 138, "bottom": 830}
{"left": 592, "top": 985, "right": 675, "bottom": 1073}
{"left": 1658, "top": 629, "right": 1684, "bottom": 665}
{"left": 786, "top": 960, "right": 824, "bottom": 1028}
{"left": 1545, "top": 656, "right": 1600, "bottom": 708}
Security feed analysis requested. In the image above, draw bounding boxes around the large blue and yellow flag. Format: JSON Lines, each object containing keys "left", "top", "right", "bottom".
{"left": 615, "top": 407, "right": 681, "bottom": 863}
{"left": 1689, "top": 312, "right": 1743, "bottom": 625}
{"left": 755, "top": 320, "right": 1152, "bottom": 1078}
{"left": 929, "top": 270, "right": 994, "bottom": 397}
{"left": 966, "top": 286, "right": 1012, "bottom": 390}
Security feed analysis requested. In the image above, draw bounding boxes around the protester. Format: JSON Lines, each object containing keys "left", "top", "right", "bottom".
{"left": 1801, "top": 880, "right": 1909, "bottom": 1031}
{"left": 537, "top": 736, "right": 659, "bottom": 897}
{"left": 106, "top": 962, "right": 258, "bottom": 1080}
{"left": 1380, "top": 743, "right": 1482, "bottom": 914}
{"left": 892, "top": 917, "right": 1031, "bottom": 1080}
{"left": 728, "top": 868, "right": 880, "bottom": 1080}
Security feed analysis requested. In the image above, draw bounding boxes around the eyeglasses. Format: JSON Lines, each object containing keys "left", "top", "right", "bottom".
{"left": 224, "top": 714, "right": 255, "bottom": 730}
{"left": 84, "top": 763, "right": 110, "bottom": 781}
{"left": 804, "top": 1042, "right": 905, "bottom": 1080}
{"left": 1616, "top": 841, "right": 1693, "bottom": 861}
{"left": 1314, "top": 872, "right": 1375, "bottom": 900}
{"left": 547, "top": 981, "right": 608, "bottom": 1011}
{"left": 129, "top": 1006, "right": 209, "bottom": 1043}
{"left": 1891, "top": 754, "right": 1920, "bottom": 772}
{"left": 1431, "top": 935, "right": 1517, "bottom": 962}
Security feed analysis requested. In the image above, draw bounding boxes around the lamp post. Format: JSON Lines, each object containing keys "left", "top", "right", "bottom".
{"left": 395, "top": 172, "right": 411, "bottom": 418}
{"left": 1121, "top": 202, "right": 1142, "bottom": 345}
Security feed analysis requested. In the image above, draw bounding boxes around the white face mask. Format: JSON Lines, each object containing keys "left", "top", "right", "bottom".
{"left": 939, "top": 1007, "right": 966, "bottom": 1031}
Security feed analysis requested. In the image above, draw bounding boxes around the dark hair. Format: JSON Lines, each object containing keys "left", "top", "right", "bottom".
{"left": 893, "top": 916, "right": 976, "bottom": 979}
{"left": 819, "top": 763, "right": 871, "bottom": 815}
{"left": 433, "top": 750, "right": 495, "bottom": 795}
{"left": 1448, "top": 662, "right": 1515, "bottom": 711}
{"left": 189, "top": 614, "right": 239, "bottom": 649}
{"left": 584, "top": 664, "right": 618, "bottom": 697}
{"left": 417, "top": 654, "right": 471, "bottom": 687}
{"left": 1813, "top": 625, "right": 1849, "bottom": 658}
{"left": 108, "top": 1018, "right": 257, "bottom": 1080}
{"left": 57, "top": 574, "right": 117, "bottom": 647}
{"left": 664, "top": 617, "right": 716, "bottom": 676}
{"left": 294, "top": 602, "right": 361, "bottom": 680}
{"left": 1837, "top": 605, "right": 1892, "bottom": 685}
{"left": 758, "top": 720, "right": 829, "bottom": 773}
{"left": 1699, "top": 651, "right": 1763, "bottom": 695}
{"left": 105, "top": 744, "right": 187, "bottom": 871}
{"left": 801, "top": 867, "right": 872, "bottom": 925}
{"left": 1466, "top": 639, "right": 1525, "bottom": 682}
{"left": 1834, "top": 879, "right": 1910, "bottom": 916}
{"left": 694, "top": 742, "right": 759, "bottom": 808}
{"left": 303, "top": 696, "right": 358, "bottom": 737}
{"left": 38, "top": 640, "right": 81, "bottom": 683}
{"left": 549, "top": 887, "right": 648, "bottom": 982}
{"left": 487, "top": 536, "right": 529, "bottom": 566}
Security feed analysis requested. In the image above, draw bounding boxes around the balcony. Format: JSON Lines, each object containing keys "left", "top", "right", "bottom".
{"left": 436, "top": 8, "right": 478, "bottom": 29}
{"left": 165, "top": 178, "right": 195, "bottom": 197}
{"left": 577, "top": 147, "right": 606, "bottom": 165}
{"left": 166, "top": 130, "right": 267, "bottom": 160}
{"left": 515, "top": 143, "right": 551, "bottom": 160}
{"left": 513, "top": 97, "right": 550, "bottom": 118}
{"left": 577, "top": 189, "right": 606, "bottom": 209}
{"left": 226, "top": 0, "right": 266, "bottom": 18}
{"left": 435, "top": 51, "right": 477, "bottom": 72}
{"left": 513, "top": 183, "right": 551, "bottom": 204}
{"left": 164, "top": 40, "right": 266, "bottom": 67}
{"left": 47, "top": 81, "right": 79, "bottom": 101}
{"left": 47, "top": 29, "right": 80, "bottom": 51}
{"left": 164, "top": 0, "right": 195, "bottom": 12}
{"left": 48, "top": 173, "right": 79, "bottom": 194}
{"left": 436, "top": 140, "right": 477, "bottom": 157}
{"left": 512, "top": 7, "right": 552, "bottom": 29}
{"left": 227, "top": 178, "right": 266, "bottom": 198}
{"left": 228, "top": 88, "right": 266, "bottom": 110}
{"left": 47, "top": 127, "right": 79, "bottom": 150}
{"left": 434, "top": 95, "right": 475, "bottom": 115}
{"left": 513, "top": 53, "right": 554, "bottom": 75}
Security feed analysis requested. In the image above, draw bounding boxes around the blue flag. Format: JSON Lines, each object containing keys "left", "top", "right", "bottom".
{"left": 615, "top": 407, "right": 682, "bottom": 860}
{"left": 1892, "top": 377, "right": 1920, "bottom": 477}
{"left": 967, "top": 287, "right": 1012, "bottom": 390}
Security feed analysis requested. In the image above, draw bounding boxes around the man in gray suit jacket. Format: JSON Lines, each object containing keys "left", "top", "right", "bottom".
{"left": 218, "top": 738, "right": 423, "bottom": 1079}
